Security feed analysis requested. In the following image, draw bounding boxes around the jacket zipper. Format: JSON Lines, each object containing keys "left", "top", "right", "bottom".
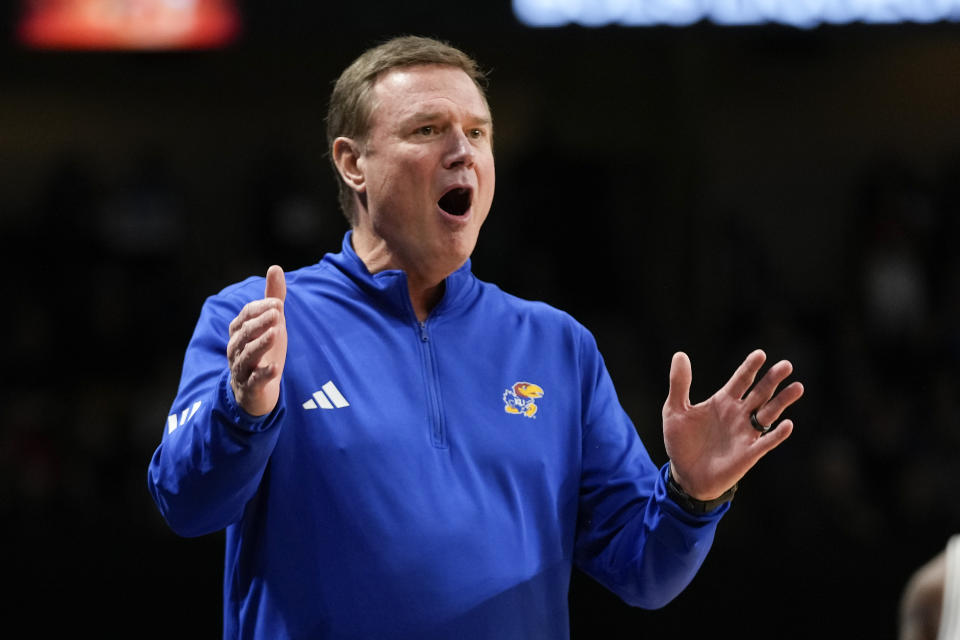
{"left": 418, "top": 320, "right": 447, "bottom": 449}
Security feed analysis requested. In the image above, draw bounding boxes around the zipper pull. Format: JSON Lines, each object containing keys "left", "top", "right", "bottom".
{"left": 419, "top": 321, "right": 429, "bottom": 342}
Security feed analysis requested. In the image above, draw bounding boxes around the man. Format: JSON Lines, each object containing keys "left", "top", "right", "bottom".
{"left": 900, "top": 535, "right": 960, "bottom": 640}
{"left": 147, "top": 36, "right": 804, "bottom": 639}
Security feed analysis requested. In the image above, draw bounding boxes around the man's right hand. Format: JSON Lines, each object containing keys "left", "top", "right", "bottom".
{"left": 227, "top": 265, "right": 287, "bottom": 417}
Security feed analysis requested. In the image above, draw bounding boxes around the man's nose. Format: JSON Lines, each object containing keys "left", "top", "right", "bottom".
{"left": 442, "top": 129, "right": 475, "bottom": 169}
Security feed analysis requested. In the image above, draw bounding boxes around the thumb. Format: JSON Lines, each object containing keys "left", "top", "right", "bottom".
{"left": 264, "top": 265, "right": 286, "bottom": 302}
{"left": 665, "top": 351, "right": 692, "bottom": 412}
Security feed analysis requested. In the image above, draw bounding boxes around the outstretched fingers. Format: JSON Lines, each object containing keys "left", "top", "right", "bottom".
{"left": 752, "top": 380, "right": 805, "bottom": 431}
{"left": 725, "top": 351, "right": 803, "bottom": 443}
{"left": 721, "top": 349, "right": 767, "bottom": 400}
{"left": 751, "top": 418, "right": 795, "bottom": 456}
{"left": 746, "top": 359, "right": 793, "bottom": 402}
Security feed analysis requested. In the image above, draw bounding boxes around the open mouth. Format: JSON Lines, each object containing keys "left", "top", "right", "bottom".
{"left": 437, "top": 187, "right": 472, "bottom": 216}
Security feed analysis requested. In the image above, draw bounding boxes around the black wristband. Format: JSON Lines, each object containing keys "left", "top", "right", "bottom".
{"left": 666, "top": 467, "right": 737, "bottom": 515}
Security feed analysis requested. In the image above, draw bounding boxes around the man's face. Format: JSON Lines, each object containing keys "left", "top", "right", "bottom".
{"left": 353, "top": 64, "right": 495, "bottom": 282}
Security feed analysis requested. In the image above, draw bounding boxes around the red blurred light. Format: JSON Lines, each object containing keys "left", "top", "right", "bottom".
{"left": 18, "top": 0, "right": 241, "bottom": 50}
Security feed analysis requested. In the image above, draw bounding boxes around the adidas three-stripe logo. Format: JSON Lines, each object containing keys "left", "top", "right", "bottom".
{"left": 303, "top": 381, "right": 350, "bottom": 410}
{"left": 167, "top": 401, "right": 202, "bottom": 434}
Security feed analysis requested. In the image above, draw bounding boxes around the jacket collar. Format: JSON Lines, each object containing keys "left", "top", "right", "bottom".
{"left": 325, "top": 231, "right": 476, "bottom": 320}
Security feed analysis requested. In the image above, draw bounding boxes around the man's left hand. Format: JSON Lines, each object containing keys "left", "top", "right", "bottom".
{"left": 662, "top": 349, "right": 804, "bottom": 501}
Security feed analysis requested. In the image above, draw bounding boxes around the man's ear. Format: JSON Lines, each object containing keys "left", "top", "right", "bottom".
{"left": 332, "top": 137, "right": 366, "bottom": 195}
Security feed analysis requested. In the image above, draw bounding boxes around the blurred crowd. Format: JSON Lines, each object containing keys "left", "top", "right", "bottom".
{"left": 6, "top": 139, "right": 960, "bottom": 637}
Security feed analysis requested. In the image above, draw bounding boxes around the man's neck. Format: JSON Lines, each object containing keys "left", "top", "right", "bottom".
{"left": 407, "top": 278, "right": 445, "bottom": 323}
{"left": 351, "top": 229, "right": 446, "bottom": 322}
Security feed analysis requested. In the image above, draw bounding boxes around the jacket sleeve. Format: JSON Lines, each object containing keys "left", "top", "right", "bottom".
{"left": 146, "top": 286, "right": 286, "bottom": 538}
{"left": 572, "top": 327, "right": 727, "bottom": 609}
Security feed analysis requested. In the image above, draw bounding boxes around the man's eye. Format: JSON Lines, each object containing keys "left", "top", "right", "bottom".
{"left": 469, "top": 128, "right": 484, "bottom": 139}
{"left": 418, "top": 126, "right": 435, "bottom": 135}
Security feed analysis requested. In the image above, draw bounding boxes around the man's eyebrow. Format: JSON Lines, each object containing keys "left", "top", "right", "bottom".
{"left": 400, "top": 111, "right": 493, "bottom": 127}
{"left": 401, "top": 111, "right": 442, "bottom": 126}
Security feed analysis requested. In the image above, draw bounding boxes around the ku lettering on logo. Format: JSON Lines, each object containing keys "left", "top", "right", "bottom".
{"left": 503, "top": 381, "right": 544, "bottom": 418}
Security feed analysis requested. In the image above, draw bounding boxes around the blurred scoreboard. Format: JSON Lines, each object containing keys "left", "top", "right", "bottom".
{"left": 513, "top": 0, "right": 960, "bottom": 28}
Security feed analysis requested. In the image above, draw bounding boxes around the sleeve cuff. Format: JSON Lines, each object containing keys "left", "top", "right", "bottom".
{"left": 217, "top": 370, "right": 284, "bottom": 433}
{"left": 656, "top": 463, "right": 731, "bottom": 523}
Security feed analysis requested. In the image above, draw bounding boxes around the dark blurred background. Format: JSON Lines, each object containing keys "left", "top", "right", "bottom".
{"left": 5, "top": 1, "right": 960, "bottom": 637}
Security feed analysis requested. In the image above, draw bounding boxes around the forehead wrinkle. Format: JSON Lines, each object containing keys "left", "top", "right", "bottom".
{"left": 373, "top": 70, "right": 491, "bottom": 121}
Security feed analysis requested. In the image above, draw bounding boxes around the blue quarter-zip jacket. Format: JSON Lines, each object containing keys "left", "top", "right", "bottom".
{"left": 147, "top": 232, "right": 727, "bottom": 639}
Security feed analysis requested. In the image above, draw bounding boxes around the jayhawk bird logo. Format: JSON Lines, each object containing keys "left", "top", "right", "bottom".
{"left": 503, "top": 382, "right": 544, "bottom": 418}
